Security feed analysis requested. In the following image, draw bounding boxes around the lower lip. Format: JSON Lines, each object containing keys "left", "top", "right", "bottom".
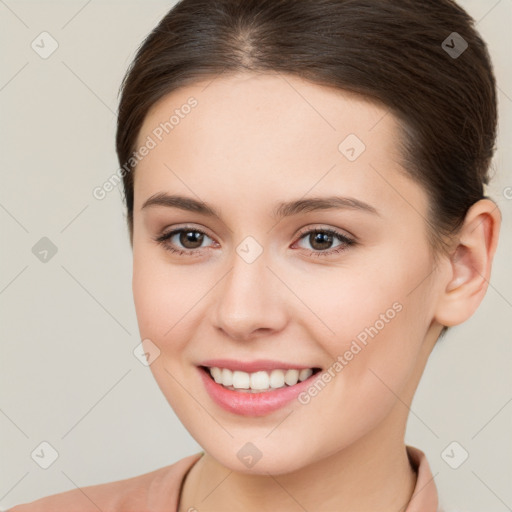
{"left": 198, "top": 366, "right": 321, "bottom": 417}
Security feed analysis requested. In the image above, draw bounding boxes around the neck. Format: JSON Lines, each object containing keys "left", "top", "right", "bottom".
{"left": 178, "top": 408, "right": 417, "bottom": 512}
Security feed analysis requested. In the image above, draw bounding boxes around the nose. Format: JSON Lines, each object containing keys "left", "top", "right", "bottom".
{"left": 213, "top": 249, "right": 288, "bottom": 342}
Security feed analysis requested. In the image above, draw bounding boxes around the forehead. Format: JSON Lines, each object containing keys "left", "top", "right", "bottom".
{"left": 137, "top": 71, "right": 393, "bottom": 156}
{"left": 133, "top": 72, "right": 426, "bottom": 220}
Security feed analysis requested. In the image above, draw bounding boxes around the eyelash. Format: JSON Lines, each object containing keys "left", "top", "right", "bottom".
{"left": 154, "top": 225, "right": 356, "bottom": 258}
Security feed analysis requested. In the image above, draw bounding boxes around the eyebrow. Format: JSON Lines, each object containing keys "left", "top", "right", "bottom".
{"left": 141, "top": 192, "right": 379, "bottom": 219}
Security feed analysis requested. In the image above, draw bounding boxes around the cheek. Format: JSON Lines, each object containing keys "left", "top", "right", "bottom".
{"left": 278, "top": 264, "right": 434, "bottom": 462}
{"left": 132, "top": 242, "right": 182, "bottom": 343}
{"left": 132, "top": 241, "right": 210, "bottom": 368}
{"left": 132, "top": 245, "right": 198, "bottom": 415}
{"left": 303, "top": 246, "right": 435, "bottom": 400}
{"left": 132, "top": 261, "right": 166, "bottom": 339}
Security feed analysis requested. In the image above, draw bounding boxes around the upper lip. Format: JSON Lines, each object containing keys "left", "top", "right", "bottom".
{"left": 199, "top": 359, "right": 320, "bottom": 373}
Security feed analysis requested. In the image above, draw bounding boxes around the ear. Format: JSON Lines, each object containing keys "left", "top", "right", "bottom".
{"left": 434, "top": 199, "right": 501, "bottom": 327}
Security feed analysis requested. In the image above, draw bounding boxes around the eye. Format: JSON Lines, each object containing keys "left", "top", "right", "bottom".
{"left": 154, "top": 225, "right": 356, "bottom": 258}
{"left": 154, "top": 226, "right": 216, "bottom": 256}
{"left": 293, "top": 227, "right": 356, "bottom": 257}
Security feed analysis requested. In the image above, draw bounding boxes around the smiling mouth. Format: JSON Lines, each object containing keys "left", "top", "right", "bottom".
{"left": 199, "top": 365, "right": 322, "bottom": 393}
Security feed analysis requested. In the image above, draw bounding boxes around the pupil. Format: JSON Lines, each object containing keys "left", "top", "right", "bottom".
{"left": 312, "top": 232, "right": 332, "bottom": 250}
{"left": 181, "top": 231, "right": 203, "bottom": 248}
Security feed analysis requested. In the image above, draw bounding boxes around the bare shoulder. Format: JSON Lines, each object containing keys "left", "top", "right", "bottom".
{"left": 6, "top": 464, "right": 174, "bottom": 512}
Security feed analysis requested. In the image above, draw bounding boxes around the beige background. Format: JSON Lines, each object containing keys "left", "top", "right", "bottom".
{"left": 0, "top": 0, "right": 511, "bottom": 509}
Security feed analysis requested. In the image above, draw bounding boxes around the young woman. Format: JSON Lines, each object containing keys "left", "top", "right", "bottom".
{"left": 9, "top": 0, "right": 501, "bottom": 510}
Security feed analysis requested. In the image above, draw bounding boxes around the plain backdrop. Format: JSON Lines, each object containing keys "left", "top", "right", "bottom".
{"left": 1, "top": 0, "right": 511, "bottom": 510}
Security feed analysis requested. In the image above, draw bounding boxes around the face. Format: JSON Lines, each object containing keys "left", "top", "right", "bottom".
{"left": 131, "top": 72, "right": 444, "bottom": 474}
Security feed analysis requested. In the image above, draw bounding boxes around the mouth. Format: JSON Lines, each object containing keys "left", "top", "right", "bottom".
{"left": 199, "top": 365, "right": 322, "bottom": 393}
{"left": 197, "top": 363, "right": 323, "bottom": 416}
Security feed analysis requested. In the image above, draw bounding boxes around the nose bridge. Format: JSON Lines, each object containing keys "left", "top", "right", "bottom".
{"left": 214, "top": 241, "right": 286, "bottom": 339}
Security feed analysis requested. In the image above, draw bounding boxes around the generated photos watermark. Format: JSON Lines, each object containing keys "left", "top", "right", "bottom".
{"left": 298, "top": 301, "right": 403, "bottom": 405}
{"left": 93, "top": 96, "right": 198, "bottom": 201}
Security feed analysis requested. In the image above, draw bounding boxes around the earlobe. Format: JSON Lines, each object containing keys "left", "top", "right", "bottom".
{"left": 434, "top": 199, "right": 501, "bottom": 327}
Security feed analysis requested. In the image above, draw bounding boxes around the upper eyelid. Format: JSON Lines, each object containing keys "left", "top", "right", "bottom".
{"left": 159, "top": 223, "right": 214, "bottom": 237}
{"left": 295, "top": 225, "right": 354, "bottom": 240}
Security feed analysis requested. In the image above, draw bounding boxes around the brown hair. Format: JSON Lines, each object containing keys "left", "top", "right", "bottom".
{"left": 116, "top": 0, "right": 497, "bottom": 252}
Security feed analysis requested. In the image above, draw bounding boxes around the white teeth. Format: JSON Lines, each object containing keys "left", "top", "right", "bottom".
{"left": 221, "top": 368, "right": 233, "bottom": 386}
{"left": 299, "top": 368, "right": 313, "bottom": 381}
{"left": 207, "top": 366, "right": 316, "bottom": 391}
{"left": 232, "top": 370, "right": 250, "bottom": 389}
{"left": 269, "top": 369, "right": 285, "bottom": 389}
{"left": 250, "top": 371, "right": 270, "bottom": 390}
{"left": 210, "top": 367, "right": 222, "bottom": 383}
{"left": 284, "top": 369, "right": 299, "bottom": 386}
